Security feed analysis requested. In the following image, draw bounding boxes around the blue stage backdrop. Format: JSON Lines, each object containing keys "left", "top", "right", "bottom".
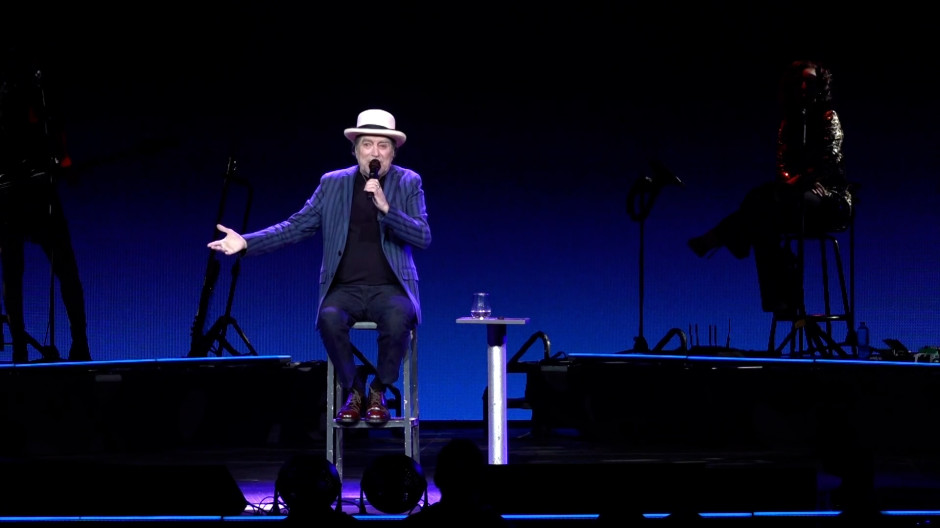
{"left": 7, "top": 5, "right": 938, "bottom": 421}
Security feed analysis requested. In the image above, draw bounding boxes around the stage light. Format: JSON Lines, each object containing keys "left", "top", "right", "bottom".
{"left": 275, "top": 453, "right": 342, "bottom": 515}
{"left": 360, "top": 454, "right": 427, "bottom": 514}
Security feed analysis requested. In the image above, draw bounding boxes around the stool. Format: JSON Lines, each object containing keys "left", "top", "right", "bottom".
{"left": 769, "top": 230, "right": 855, "bottom": 358}
{"left": 325, "top": 321, "right": 419, "bottom": 485}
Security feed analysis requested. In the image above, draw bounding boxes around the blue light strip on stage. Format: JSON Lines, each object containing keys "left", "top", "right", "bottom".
{"left": 568, "top": 352, "right": 814, "bottom": 364}
{"left": 223, "top": 516, "right": 290, "bottom": 522}
{"left": 752, "top": 510, "right": 842, "bottom": 518}
{"left": 3, "top": 510, "right": 940, "bottom": 522}
{"left": 69, "top": 516, "right": 226, "bottom": 521}
{"left": 567, "top": 352, "right": 940, "bottom": 368}
{"left": 503, "top": 514, "right": 600, "bottom": 520}
{"left": 698, "top": 512, "right": 753, "bottom": 519}
{"left": 0, "top": 355, "right": 294, "bottom": 370}
{"left": 0, "top": 516, "right": 224, "bottom": 521}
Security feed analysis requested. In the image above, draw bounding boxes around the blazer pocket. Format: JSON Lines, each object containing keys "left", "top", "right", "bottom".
{"left": 399, "top": 266, "right": 419, "bottom": 281}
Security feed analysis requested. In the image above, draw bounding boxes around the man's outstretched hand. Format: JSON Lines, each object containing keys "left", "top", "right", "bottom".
{"left": 207, "top": 224, "right": 247, "bottom": 255}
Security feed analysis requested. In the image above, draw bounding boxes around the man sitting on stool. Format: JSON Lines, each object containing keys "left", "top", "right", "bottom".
{"left": 207, "top": 109, "right": 431, "bottom": 425}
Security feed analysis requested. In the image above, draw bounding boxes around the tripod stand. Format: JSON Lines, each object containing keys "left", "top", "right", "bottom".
{"left": 621, "top": 159, "right": 687, "bottom": 353}
{"left": 1, "top": 311, "right": 60, "bottom": 362}
{"left": 187, "top": 157, "right": 257, "bottom": 357}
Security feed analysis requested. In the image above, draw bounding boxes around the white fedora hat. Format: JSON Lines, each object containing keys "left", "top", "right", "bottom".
{"left": 343, "top": 109, "right": 407, "bottom": 147}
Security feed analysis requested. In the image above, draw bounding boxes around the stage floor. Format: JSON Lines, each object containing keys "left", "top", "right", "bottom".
{"left": 1, "top": 354, "right": 940, "bottom": 526}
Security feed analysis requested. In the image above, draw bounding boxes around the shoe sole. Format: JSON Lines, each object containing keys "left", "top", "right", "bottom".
{"left": 364, "top": 417, "right": 390, "bottom": 426}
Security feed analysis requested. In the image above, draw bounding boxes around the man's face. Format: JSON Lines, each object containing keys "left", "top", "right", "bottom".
{"left": 356, "top": 135, "right": 395, "bottom": 177}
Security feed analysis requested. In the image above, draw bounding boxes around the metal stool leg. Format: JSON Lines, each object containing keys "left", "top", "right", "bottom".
{"left": 324, "top": 322, "right": 421, "bottom": 510}
{"left": 770, "top": 233, "right": 852, "bottom": 358}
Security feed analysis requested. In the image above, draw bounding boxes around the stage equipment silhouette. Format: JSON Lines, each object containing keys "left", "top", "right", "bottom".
{"left": 0, "top": 47, "right": 84, "bottom": 363}
{"left": 188, "top": 157, "right": 257, "bottom": 357}
{"left": 622, "top": 159, "right": 688, "bottom": 354}
{"left": 360, "top": 454, "right": 427, "bottom": 515}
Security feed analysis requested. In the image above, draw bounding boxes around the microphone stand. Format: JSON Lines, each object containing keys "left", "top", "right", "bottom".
{"left": 622, "top": 160, "right": 688, "bottom": 354}
{"left": 34, "top": 67, "right": 61, "bottom": 361}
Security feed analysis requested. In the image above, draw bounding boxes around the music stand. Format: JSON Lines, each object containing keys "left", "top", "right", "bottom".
{"left": 187, "top": 157, "right": 257, "bottom": 357}
{"left": 622, "top": 159, "right": 688, "bottom": 353}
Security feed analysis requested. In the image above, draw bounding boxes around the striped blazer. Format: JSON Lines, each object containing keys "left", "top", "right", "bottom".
{"left": 243, "top": 164, "right": 431, "bottom": 324}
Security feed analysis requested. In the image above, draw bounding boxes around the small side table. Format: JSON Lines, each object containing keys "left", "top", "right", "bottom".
{"left": 456, "top": 316, "right": 529, "bottom": 464}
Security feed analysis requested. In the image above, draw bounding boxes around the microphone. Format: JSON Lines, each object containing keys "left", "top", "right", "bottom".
{"left": 367, "top": 159, "right": 380, "bottom": 198}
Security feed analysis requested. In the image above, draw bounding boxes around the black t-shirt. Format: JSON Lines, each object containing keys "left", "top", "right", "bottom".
{"left": 333, "top": 174, "right": 397, "bottom": 285}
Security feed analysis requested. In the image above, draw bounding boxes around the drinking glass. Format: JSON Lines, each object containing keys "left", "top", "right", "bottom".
{"left": 470, "top": 292, "right": 492, "bottom": 319}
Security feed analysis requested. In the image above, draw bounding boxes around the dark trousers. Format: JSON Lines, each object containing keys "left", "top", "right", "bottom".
{"left": 713, "top": 182, "right": 847, "bottom": 314}
{"left": 317, "top": 283, "right": 416, "bottom": 394}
